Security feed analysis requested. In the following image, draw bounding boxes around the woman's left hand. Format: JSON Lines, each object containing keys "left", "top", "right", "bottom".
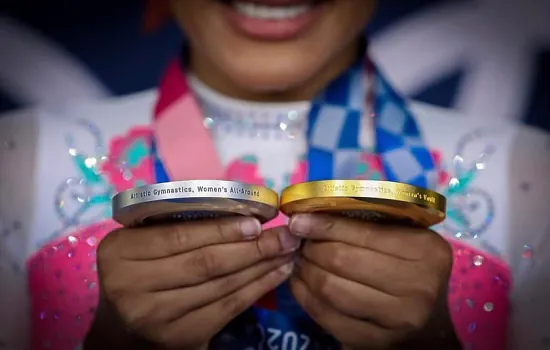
{"left": 288, "top": 213, "right": 458, "bottom": 350}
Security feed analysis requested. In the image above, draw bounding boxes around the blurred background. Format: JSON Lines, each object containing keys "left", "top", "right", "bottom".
{"left": 0, "top": 0, "right": 549, "bottom": 130}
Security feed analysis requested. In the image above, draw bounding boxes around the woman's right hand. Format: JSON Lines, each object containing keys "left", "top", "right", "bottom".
{"left": 87, "top": 217, "right": 299, "bottom": 350}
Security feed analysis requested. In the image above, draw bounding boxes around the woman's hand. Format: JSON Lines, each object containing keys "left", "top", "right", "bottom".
{"left": 288, "top": 214, "right": 460, "bottom": 350}
{"left": 85, "top": 217, "right": 300, "bottom": 350}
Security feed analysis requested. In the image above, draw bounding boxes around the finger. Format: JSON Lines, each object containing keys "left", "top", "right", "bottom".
{"left": 302, "top": 241, "right": 433, "bottom": 296}
{"left": 289, "top": 276, "right": 399, "bottom": 350}
{"left": 297, "top": 258, "right": 431, "bottom": 330}
{"left": 148, "top": 255, "right": 294, "bottom": 323}
{"left": 110, "top": 216, "right": 263, "bottom": 260}
{"left": 289, "top": 213, "right": 443, "bottom": 260}
{"left": 134, "top": 226, "right": 300, "bottom": 290}
{"left": 156, "top": 261, "right": 294, "bottom": 348}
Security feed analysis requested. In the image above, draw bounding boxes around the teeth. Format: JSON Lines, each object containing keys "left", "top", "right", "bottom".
{"left": 234, "top": 2, "right": 311, "bottom": 20}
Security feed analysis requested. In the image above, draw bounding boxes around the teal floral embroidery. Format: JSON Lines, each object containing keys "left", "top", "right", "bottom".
{"left": 436, "top": 141, "right": 496, "bottom": 239}
{"left": 441, "top": 167, "right": 478, "bottom": 229}
{"left": 354, "top": 151, "right": 384, "bottom": 180}
{"left": 242, "top": 155, "right": 258, "bottom": 164}
{"left": 264, "top": 178, "right": 276, "bottom": 189}
{"left": 70, "top": 152, "right": 112, "bottom": 210}
{"left": 124, "top": 139, "right": 150, "bottom": 168}
{"left": 72, "top": 153, "right": 104, "bottom": 185}
{"left": 351, "top": 144, "right": 494, "bottom": 239}
{"left": 46, "top": 123, "right": 153, "bottom": 246}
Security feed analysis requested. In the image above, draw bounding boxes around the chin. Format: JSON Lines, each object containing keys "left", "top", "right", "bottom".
{"left": 224, "top": 58, "right": 321, "bottom": 96}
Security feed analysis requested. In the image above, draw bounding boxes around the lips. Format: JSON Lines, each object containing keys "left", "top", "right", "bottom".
{"left": 239, "top": 0, "right": 313, "bottom": 5}
{"left": 220, "top": 0, "right": 319, "bottom": 6}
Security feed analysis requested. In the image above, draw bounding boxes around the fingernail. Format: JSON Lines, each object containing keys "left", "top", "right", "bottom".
{"left": 289, "top": 214, "right": 313, "bottom": 237}
{"left": 278, "top": 227, "right": 301, "bottom": 252}
{"left": 240, "top": 218, "right": 261, "bottom": 239}
{"left": 278, "top": 262, "right": 294, "bottom": 275}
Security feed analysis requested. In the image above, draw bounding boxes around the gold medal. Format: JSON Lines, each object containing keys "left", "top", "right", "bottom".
{"left": 280, "top": 180, "right": 446, "bottom": 227}
{"left": 113, "top": 180, "right": 279, "bottom": 227}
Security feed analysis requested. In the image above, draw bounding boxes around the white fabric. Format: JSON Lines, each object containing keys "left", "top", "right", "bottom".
{"left": 188, "top": 74, "right": 310, "bottom": 192}
{"left": 0, "top": 84, "right": 549, "bottom": 349}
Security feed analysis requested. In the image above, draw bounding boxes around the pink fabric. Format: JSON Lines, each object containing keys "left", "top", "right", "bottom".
{"left": 154, "top": 60, "right": 190, "bottom": 119}
{"left": 447, "top": 240, "right": 511, "bottom": 350}
{"left": 431, "top": 150, "right": 451, "bottom": 185}
{"left": 154, "top": 58, "right": 224, "bottom": 181}
{"left": 101, "top": 126, "right": 155, "bottom": 192}
{"left": 225, "top": 156, "right": 268, "bottom": 186}
{"left": 27, "top": 220, "right": 120, "bottom": 350}
{"left": 155, "top": 94, "right": 224, "bottom": 181}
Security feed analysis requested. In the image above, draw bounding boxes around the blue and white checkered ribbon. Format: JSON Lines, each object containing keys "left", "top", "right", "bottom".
{"left": 307, "top": 59, "right": 437, "bottom": 189}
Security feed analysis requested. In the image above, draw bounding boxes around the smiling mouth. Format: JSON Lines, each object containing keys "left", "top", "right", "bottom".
{"left": 218, "top": 0, "right": 326, "bottom": 21}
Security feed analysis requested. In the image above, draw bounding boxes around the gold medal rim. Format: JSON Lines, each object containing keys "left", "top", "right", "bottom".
{"left": 280, "top": 180, "right": 446, "bottom": 227}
